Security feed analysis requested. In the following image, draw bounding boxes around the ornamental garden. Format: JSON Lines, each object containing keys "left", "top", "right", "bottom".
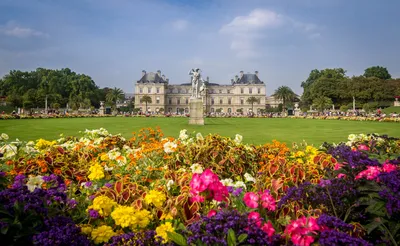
{"left": 0, "top": 126, "right": 399, "bottom": 245}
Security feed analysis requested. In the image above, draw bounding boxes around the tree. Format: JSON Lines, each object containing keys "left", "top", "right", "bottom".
{"left": 313, "top": 96, "right": 333, "bottom": 112}
{"left": 339, "top": 105, "right": 348, "bottom": 112}
{"left": 140, "top": 95, "right": 152, "bottom": 113}
{"left": 273, "top": 86, "right": 296, "bottom": 113}
{"left": 364, "top": 66, "right": 391, "bottom": 80}
{"left": 106, "top": 87, "right": 125, "bottom": 110}
{"left": 246, "top": 96, "right": 260, "bottom": 112}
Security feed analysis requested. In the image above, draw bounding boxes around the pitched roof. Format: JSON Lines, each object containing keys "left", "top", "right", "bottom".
{"left": 232, "top": 72, "right": 264, "bottom": 84}
{"left": 137, "top": 72, "right": 168, "bottom": 83}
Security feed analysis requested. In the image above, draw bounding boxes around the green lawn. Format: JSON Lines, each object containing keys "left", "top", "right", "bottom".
{"left": 0, "top": 117, "right": 399, "bottom": 146}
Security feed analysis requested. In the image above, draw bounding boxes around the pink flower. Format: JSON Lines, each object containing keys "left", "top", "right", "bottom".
{"left": 190, "top": 194, "right": 205, "bottom": 203}
{"left": 355, "top": 166, "right": 381, "bottom": 180}
{"left": 243, "top": 192, "right": 259, "bottom": 208}
{"left": 337, "top": 173, "right": 346, "bottom": 179}
{"left": 208, "top": 181, "right": 229, "bottom": 202}
{"left": 357, "top": 144, "right": 370, "bottom": 151}
{"left": 382, "top": 163, "right": 397, "bottom": 173}
{"left": 334, "top": 162, "right": 344, "bottom": 170}
{"left": 207, "top": 210, "right": 217, "bottom": 217}
{"left": 248, "top": 211, "right": 262, "bottom": 227}
{"left": 190, "top": 174, "right": 207, "bottom": 193}
{"left": 200, "top": 169, "right": 219, "bottom": 186}
{"left": 259, "top": 190, "right": 276, "bottom": 211}
{"left": 261, "top": 220, "right": 275, "bottom": 238}
{"left": 285, "top": 216, "right": 320, "bottom": 246}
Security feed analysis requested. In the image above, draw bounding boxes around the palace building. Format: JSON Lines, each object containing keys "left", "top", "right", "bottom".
{"left": 134, "top": 70, "right": 267, "bottom": 114}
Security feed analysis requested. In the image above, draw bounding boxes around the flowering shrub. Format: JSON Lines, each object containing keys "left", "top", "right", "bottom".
{"left": 0, "top": 129, "right": 399, "bottom": 245}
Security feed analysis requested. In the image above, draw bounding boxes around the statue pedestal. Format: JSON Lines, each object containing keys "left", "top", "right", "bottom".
{"left": 189, "top": 98, "right": 204, "bottom": 125}
{"left": 99, "top": 106, "right": 105, "bottom": 115}
{"left": 294, "top": 109, "right": 301, "bottom": 116}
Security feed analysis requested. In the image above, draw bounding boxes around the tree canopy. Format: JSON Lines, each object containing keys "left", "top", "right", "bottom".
{"left": 0, "top": 68, "right": 124, "bottom": 110}
{"left": 273, "top": 86, "right": 297, "bottom": 112}
{"left": 301, "top": 66, "right": 399, "bottom": 110}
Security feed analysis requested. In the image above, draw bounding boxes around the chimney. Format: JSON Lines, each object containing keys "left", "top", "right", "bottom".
{"left": 206, "top": 76, "right": 209, "bottom": 82}
{"left": 240, "top": 71, "right": 244, "bottom": 77}
{"left": 157, "top": 70, "right": 161, "bottom": 76}
{"left": 142, "top": 70, "right": 146, "bottom": 77}
{"left": 162, "top": 74, "right": 166, "bottom": 80}
{"left": 231, "top": 79, "right": 234, "bottom": 84}
{"left": 255, "top": 71, "right": 259, "bottom": 76}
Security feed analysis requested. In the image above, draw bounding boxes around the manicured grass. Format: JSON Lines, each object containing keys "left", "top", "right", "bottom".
{"left": 0, "top": 117, "right": 399, "bottom": 146}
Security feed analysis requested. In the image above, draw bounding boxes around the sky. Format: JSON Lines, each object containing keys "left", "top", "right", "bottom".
{"left": 0, "top": 0, "right": 399, "bottom": 95}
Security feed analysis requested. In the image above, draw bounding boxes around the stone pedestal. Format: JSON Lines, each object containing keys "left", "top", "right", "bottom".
{"left": 189, "top": 98, "right": 204, "bottom": 125}
{"left": 99, "top": 106, "right": 105, "bottom": 115}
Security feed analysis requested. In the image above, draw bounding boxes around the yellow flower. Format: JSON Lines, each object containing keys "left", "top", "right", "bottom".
{"left": 160, "top": 213, "right": 174, "bottom": 220}
{"left": 88, "top": 162, "right": 105, "bottom": 181}
{"left": 134, "top": 209, "right": 152, "bottom": 229}
{"left": 111, "top": 205, "right": 137, "bottom": 228}
{"left": 91, "top": 225, "right": 116, "bottom": 244}
{"left": 100, "top": 153, "right": 109, "bottom": 161}
{"left": 35, "top": 138, "right": 56, "bottom": 150}
{"left": 79, "top": 224, "right": 93, "bottom": 235}
{"left": 87, "top": 195, "right": 116, "bottom": 217}
{"left": 155, "top": 222, "right": 174, "bottom": 243}
{"left": 144, "top": 190, "right": 166, "bottom": 208}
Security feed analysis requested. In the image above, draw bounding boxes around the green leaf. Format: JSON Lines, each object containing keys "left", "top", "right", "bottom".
{"left": 366, "top": 201, "right": 387, "bottom": 217}
{"left": 227, "top": 228, "right": 236, "bottom": 246}
{"left": 238, "top": 233, "right": 248, "bottom": 243}
{"left": 167, "top": 231, "right": 188, "bottom": 246}
{"left": 1, "top": 225, "right": 8, "bottom": 234}
{"left": 364, "top": 218, "right": 386, "bottom": 234}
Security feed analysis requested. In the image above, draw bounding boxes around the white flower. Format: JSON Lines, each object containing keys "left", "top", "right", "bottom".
{"left": 179, "top": 129, "right": 189, "bottom": 141}
{"left": 348, "top": 134, "right": 356, "bottom": 142}
{"left": 108, "top": 148, "right": 121, "bottom": 160}
{"left": 93, "top": 137, "right": 104, "bottom": 145}
{"left": 166, "top": 180, "right": 174, "bottom": 191}
{"left": 27, "top": 141, "right": 35, "bottom": 146}
{"left": 104, "top": 165, "right": 114, "bottom": 171}
{"left": 24, "top": 146, "right": 38, "bottom": 154}
{"left": 233, "top": 181, "right": 246, "bottom": 189}
{"left": 1, "top": 133, "right": 9, "bottom": 140}
{"left": 26, "top": 175, "right": 44, "bottom": 192}
{"left": 196, "top": 132, "right": 204, "bottom": 141}
{"left": 190, "top": 163, "right": 204, "bottom": 174}
{"left": 163, "top": 141, "right": 177, "bottom": 153}
{"left": 234, "top": 134, "right": 243, "bottom": 145}
{"left": 244, "top": 173, "right": 256, "bottom": 183}
{"left": 220, "top": 178, "right": 234, "bottom": 187}
{"left": 116, "top": 156, "right": 127, "bottom": 166}
{"left": 0, "top": 144, "right": 18, "bottom": 159}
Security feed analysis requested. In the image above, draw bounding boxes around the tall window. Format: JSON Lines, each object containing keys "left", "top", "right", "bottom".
{"left": 249, "top": 88, "right": 252, "bottom": 94}
{"left": 228, "top": 98, "right": 231, "bottom": 105}
{"left": 148, "top": 88, "right": 151, "bottom": 93}
{"left": 185, "top": 98, "right": 188, "bottom": 104}
{"left": 156, "top": 88, "right": 160, "bottom": 93}
{"left": 227, "top": 89, "right": 231, "bottom": 94}
{"left": 240, "top": 98, "right": 244, "bottom": 105}
{"left": 177, "top": 98, "right": 180, "bottom": 105}
{"left": 219, "top": 99, "right": 223, "bottom": 104}
{"left": 140, "top": 88, "right": 143, "bottom": 93}
{"left": 241, "top": 88, "right": 244, "bottom": 94}
{"left": 168, "top": 98, "right": 172, "bottom": 105}
{"left": 156, "top": 97, "right": 160, "bottom": 104}
{"left": 211, "top": 98, "right": 215, "bottom": 105}
{"left": 258, "top": 88, "right": 261, "bottom": 94}
{"left": 219, "top": 89, "right": 222, "bottom": 94}
{"left": 228, "top": 108, "right": 232, "bottom": 113}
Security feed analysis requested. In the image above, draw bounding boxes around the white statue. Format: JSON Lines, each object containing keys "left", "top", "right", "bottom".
{"left": 189, "top": 68, "right": 206, "bottom": 98}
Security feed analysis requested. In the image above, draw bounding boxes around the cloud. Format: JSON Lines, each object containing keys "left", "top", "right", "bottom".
{"left": 171, "top": 19, "right": 189, "bottom": 31}
{"left": 220, "top": 9, "right": 320, "bottom": 58}
{"left": 0, "top": 21, "right": 48, "bottom": 38}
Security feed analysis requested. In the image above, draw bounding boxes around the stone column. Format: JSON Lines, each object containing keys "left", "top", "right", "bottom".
{"left": 189, "top": 98, "right": 204, "bottom": 125}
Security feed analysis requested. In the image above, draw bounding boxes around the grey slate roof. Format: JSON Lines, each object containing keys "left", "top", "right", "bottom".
{"left": 137, "top": 72, "right": 168, "bottom": 83}
{"left": 232, "top": 72, "right": 264, "bottom": 84}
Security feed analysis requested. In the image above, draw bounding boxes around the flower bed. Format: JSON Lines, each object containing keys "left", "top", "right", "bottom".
{"left": 0, "top": 129, "right": 399, "bottom": 245}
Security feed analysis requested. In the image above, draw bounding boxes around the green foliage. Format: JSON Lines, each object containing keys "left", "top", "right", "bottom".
{"left": 363, "top": 103, "right": 370, "bottom": 113}
{"left": 273, "top": 86, "right": 296, "bottom": 112}
{"left": 339, "top": 105, "right": 348, "bottom": 112}
{"left": 0, "top": 68, "right": 106, "bottom": 109}
{"left": 246, "top": 96, "right": 260, "bottom": 112}
{"left": 301, "top": 67, "right": 399, "bottom": 108}
{"left": 140, "top": 95, "right": 152, "bottom": 112}
{"left": 313, "top": 96, "right": 333, "bottom": 112}
{"left": 364, "top": 66, "right": 391, "bottom": 80}
{"left": 106, "top": 87, "right": 125, "bottom": 110}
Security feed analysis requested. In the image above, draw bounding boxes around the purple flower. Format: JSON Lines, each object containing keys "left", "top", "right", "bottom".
{"left": 0, "top": 171, "right": 6, "bottom": 177}
{"left": 227, "top": 186, "right": 234, "bottom": 193}
{"left": 67, "top": 199, "right": 78, "bottom": 208}
{"left": 318, "top": 230, "right": 372, "bottom": 246}
{"left": 104, "top": 182, "right": 113, "bottom": 188}
{"left": 89, "top": 209, "right": 99, "bottom": 219}
{"left": 232, "top": 187, "right": 243, "bottom": 196}
{"left": 319, "top": 179, "right": 332, "bottom": 187}
{"left": 84, "top": 181, "right": 92, "bottom": 187}
{"left": 317, "top": 214, "right": 353, "bottom": 232}
{"left": 12, "top": 174, "right": 25, "bottom": 188}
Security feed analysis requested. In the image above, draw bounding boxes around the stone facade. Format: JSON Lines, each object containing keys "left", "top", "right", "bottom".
{"left": 134, "top": 70, "right": 266, "bottom": 114}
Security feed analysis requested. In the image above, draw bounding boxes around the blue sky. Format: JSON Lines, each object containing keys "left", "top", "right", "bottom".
{"left": 0, "top": 0, "right": 399, "bottom": 95}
